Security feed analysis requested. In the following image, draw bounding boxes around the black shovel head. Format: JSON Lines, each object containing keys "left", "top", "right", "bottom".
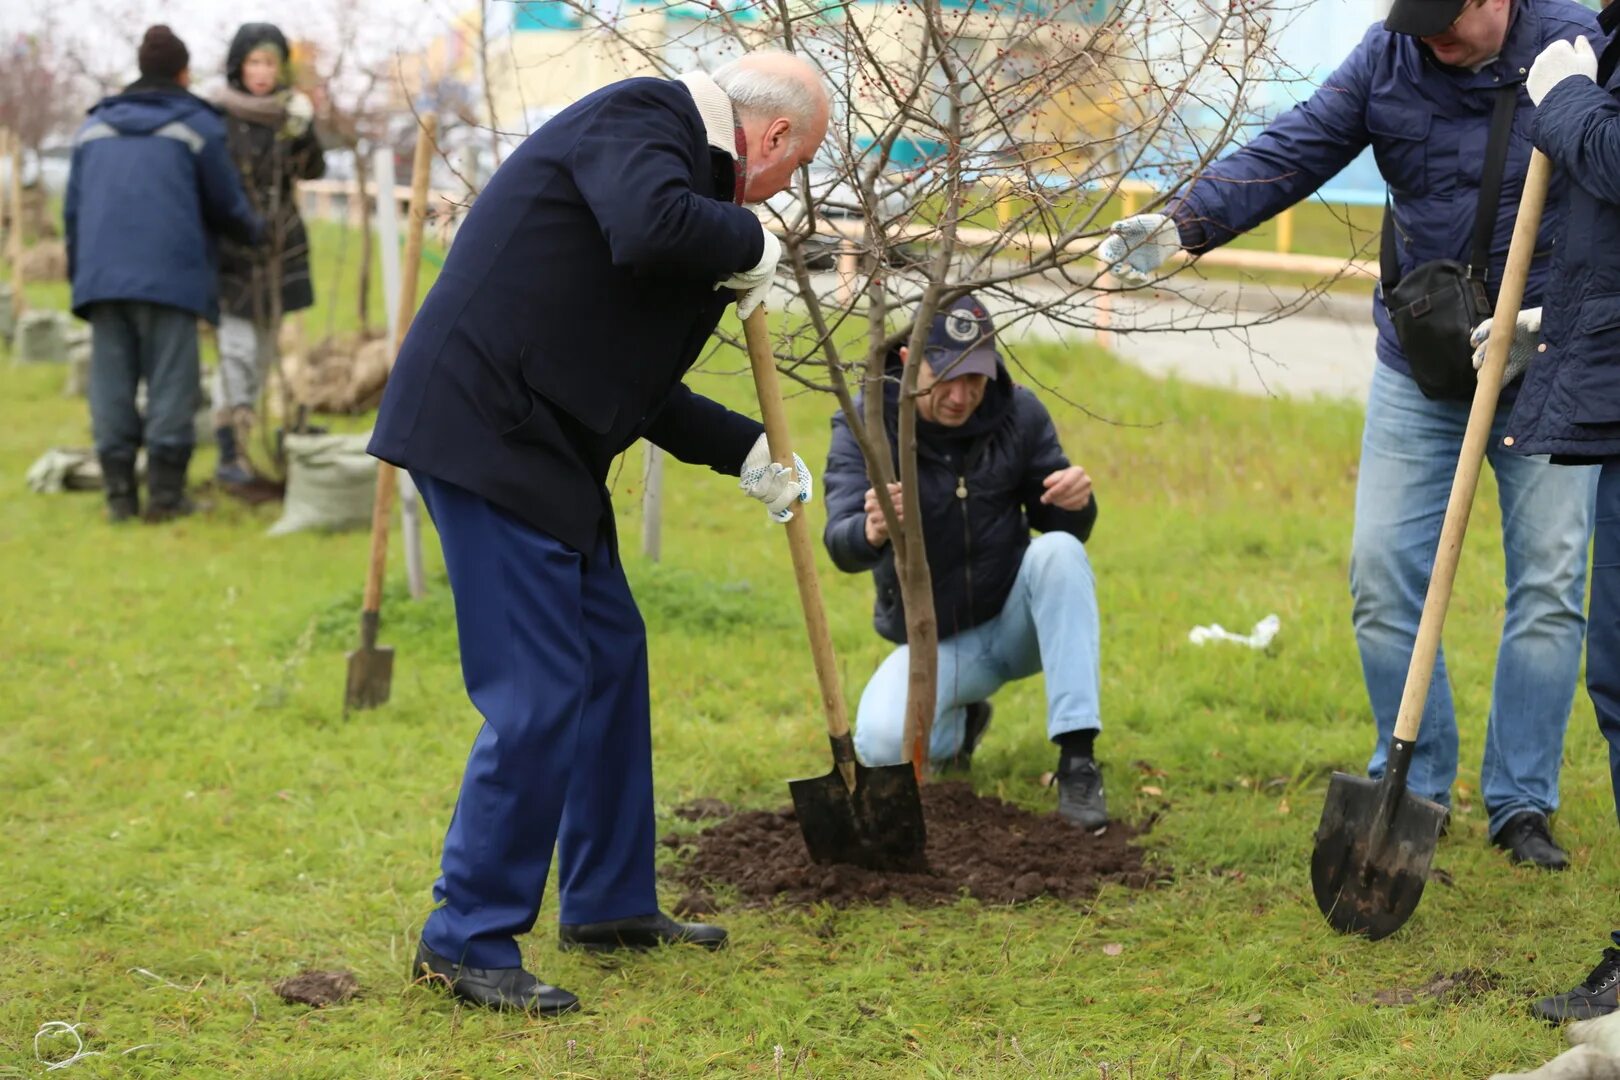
{"left": 344, "top": 644, "right": 394, "bottom": 712}
{"left": 789, "top": 761, "right": 929, "bottom": 873}
{"left": 1311, "top": 771, "right": 1447, "bottom": 940}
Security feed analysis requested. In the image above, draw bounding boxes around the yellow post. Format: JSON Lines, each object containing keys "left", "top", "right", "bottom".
{"left": 1121, "top": 188, "right": 1138, "bottom": 218}
{"left": 1276, "top": 207, "right": 1295, "bottom": 254}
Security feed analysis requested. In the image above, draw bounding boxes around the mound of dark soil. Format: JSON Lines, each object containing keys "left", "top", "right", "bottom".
{"left": 665, "top": 781, "right": 1158, "bottom": 911}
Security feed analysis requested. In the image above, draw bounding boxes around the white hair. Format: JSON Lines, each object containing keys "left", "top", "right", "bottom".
{"left": 711, "top": 51, "right": 826, "bottom": 130}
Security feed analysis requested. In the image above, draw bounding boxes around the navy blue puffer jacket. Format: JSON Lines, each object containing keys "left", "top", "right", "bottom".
{"left": 1505, "top": 3, "right": 1620, "bottom": 461}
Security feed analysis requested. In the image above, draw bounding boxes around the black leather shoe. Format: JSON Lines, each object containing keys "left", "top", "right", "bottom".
{"left": 1493, "top": 811, "right": 1569, "bottom": 871}
{"left": 1534, "top": 948, "right": 1620, "bottom": 1023}
{"left": 558, "top": 912, "right": 727, "bottom": 953}
{"left": 1055, "top": 756, "right": 1109, "bottom": 829}
{"left": 936, "top": 701, "right": 993, "bottom": 775}
{"left": 411, "top": 940, "right": 579, "bottom": 1015}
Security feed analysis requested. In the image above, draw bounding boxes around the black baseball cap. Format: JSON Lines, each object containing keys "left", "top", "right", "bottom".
{"left": 923, "top": 295, "right": 1000, "bottom": 381}
{"left": 1385, "top": 0, "right": 1470, "bottom": 37}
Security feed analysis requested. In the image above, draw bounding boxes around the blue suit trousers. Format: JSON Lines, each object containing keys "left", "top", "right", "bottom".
{"left": 414, "top": 473, "right": 658, "bottom": 970}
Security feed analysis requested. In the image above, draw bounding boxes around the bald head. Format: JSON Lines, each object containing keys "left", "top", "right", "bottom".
{"left": 713, "top": 49, "right": 831, "bottom": 203}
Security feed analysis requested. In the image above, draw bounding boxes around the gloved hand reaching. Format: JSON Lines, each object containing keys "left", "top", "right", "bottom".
{"left": 282, "top": 91, "right": 315, "bottom": 140}
{"left": 719, "top": 226, "right": 782, "bottom": 320}
{"left": 1470, "top": 306, "right": 1543, "bottom": 385}
{"left": 1527, "top": 36, "right": 1598, "bottom": 107}
{"left": 740, "top": 432, "right": 812, "bottom": 522}
{"left": 1096, "top": 213, "right": 1182, "bottom": 283}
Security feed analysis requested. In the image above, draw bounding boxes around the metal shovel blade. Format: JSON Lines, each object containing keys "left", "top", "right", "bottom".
{"left": 1310, "top": 770, "right": 1447, "bottom": 940}
{"left": 344, "top": 643, "right": 394, "bottom": 712}
{"left": 789, "top": 761, "right": 929, "bottom": 873}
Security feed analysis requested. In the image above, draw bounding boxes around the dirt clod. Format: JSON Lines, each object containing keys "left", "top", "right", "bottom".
{"left": 1368, "top": 969, "right": 1500, "bottom": 1007}
{"left": 673, "top": 798, "right": 734, "bottom": 822}
{"left": 666, "top": 781, "right": 1157, "bottom": 909}
{"left": 273, "top": 969, "right": 359, "bottom": 1008}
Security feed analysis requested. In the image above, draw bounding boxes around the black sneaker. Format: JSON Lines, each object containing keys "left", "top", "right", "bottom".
{"left": 1054, "top": 757, "right": 1108, "bottom": 829}
{"left": 1533, "top": 948, "right": 1620, "bottom": 1023}
{"left": 935, "top": 702, "right": 993, "bottom": 775}
{"left": 1492, "top": 811, "right": 1570, "bottom": 871}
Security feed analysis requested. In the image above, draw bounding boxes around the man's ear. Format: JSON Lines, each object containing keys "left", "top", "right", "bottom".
{"left": 177, "top": 67, "right": 192, "bottom": 88}
{"left": 899, "top": 346, "right": 909, "bottom": 363}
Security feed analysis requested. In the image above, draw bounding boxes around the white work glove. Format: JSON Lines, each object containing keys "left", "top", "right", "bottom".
{"left": 739, "top": 432, "right": 811, "bottom": 523}
{"left": 282, "top": 91, "right": 315, "bottom": 139}
{"left": 1470, "top": 306, "right": 1543, "bottom": 384}
{"left": 719, "top": 227, "right": 781, "bottom": 320}
{"left": 1527, "top": 36, "right": 1598, "bottom": 107}
{"left": 1096, "top": 213, "right": 1182, "bottom": 283}
{"left": 1488, "top": 1009, "right": 1620, "bottom": 1079}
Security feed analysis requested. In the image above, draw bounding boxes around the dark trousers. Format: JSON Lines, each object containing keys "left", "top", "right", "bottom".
{"left": 1590, "top": 462, "right": 1620, "bottom": 825}
{"left": 414, "top": 473, "right": 658, "bottom": 970}
{"left": 86, "top": 301, "right": 200, "bottom": 457}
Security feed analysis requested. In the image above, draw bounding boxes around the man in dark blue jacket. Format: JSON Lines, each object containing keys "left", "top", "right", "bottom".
{"left": 64, "top": 25, "right": 262, "bottom": 523}
{"left": 371, "top": 52, "right": 828, "bottom": 1016}
{"left": 1098, "top": 0, "right": 1601, "bottom": 870}
{"left": 822, "top": 296, "right": 1107, "bottom": 828}
{"left": 1476, "top": 0, "right": 1620, "bottom": 1022}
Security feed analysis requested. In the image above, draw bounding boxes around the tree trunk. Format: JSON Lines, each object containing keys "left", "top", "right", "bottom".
{"left": 355, "top": 146, "right": 372, "bottom": 336}
{"left": 894, "top": 344, "right": 939, "bottom": 782}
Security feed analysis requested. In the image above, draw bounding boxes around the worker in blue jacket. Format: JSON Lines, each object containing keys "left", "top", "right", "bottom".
{"left": 64, "top": 25, "right": 262, "bottom": 522}
{"left": 1473, "top": 0, "right": 1620, "bottom": 1023}
{"left": 1099, "top": 0, "right": 1600, "bottom": 871}
{"left": 369, "top": 51, "right": 828, "bottom": 1016}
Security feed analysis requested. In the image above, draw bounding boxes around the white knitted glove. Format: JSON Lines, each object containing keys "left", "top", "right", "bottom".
{"left": 739, "top": 432, "right": 811, "bottom": 523}
{"left": 1471, "top": 306, "right": 1543, "bottom": 384}
{"left": 1527, "top": 36, "right": 1598, "bottom": 107}
{"left": 282, "top": 91, "right": 315, "bottom": 139}
{"left": 719, "top": 226, "right": 781, "bottom": 319}
{"left": 1096, "top": 213, "right": 1182, "bottom": 283}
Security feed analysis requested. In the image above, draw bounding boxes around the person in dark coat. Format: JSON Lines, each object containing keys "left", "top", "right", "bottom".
{"left": 1475, "top": 0, "right": 1620, "bottom": 1023}
{"left": 1097, "top": 0, "right": 1602, "bottom": 871}
{"left": 369, "top": 51, "right": 828, "bottom": 1015}
{"left": 64, "top": 24, "right": 262, "bottom": 522}
{"left": 211, "top": 22, "right": 325, "bottom": 486}
{"left": 822, "top": 295, "right": 1107, "bottom": 827}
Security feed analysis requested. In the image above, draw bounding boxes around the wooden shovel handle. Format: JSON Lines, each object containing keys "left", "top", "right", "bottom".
{"left": 741, "top": 308, "right": 857, "bottom": 785}
{"left": 1391, "top": 150, "right": 1553, "bottom": 744}
{"left": 361, "top": 114, "right": 438, "bottom": 617}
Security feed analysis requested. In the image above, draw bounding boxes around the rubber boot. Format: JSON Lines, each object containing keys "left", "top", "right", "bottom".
{"left": 144, "top": 447, "right": 196, "bottom": 523}
{"left": 214, "top": 424, "right": 253, "bottom": 486}
{"left": 99, "top": 451, "right": 139, "bottom": 523}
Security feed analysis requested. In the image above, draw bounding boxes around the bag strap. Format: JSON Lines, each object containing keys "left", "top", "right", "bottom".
{"left": 1379, "top": 85, "right": 1518, "bottom": 292}
{"left": 1469, "top": 85, "right": 1519, "bottom": 283}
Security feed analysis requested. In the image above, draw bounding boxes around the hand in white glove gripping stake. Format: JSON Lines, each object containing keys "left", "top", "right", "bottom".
{"left": 1096, "top": 212, "right": 1182, "bottom": 283}
{"left": 1471, "top": 306, "right": 1543, "bottom": 385}
{"left": 719, "top": 226, "right": 782, "bottom": 320}
{"left": 1528, "top": 36, "right": 1598, "bottom": 107}
{"left": 740, "top": 432, "right": 812, "bottom": 523}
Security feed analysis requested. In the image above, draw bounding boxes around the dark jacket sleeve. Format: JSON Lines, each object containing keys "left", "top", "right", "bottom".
{"left": 196, "top": 115, "right": 263, "bottom": 245}
{"left": 568, "top": 81, "right": 764, "bottom": 276}
{"left": 823, "top": 406, "right": 888, "bottom": 573}
{"left": 1172, "top": 32, "right": 1374, "bottom": 253}
{"left": 1534, "top": 76, "right": 1620, "bottom": 206}
{"left": 1017, "top": 391, "right": 1097, "bottom": 542}
{"left": 642, "top": 382, "right": 762, "bottom": 474}
{"left": 63, "top": 146, "right": 81, "bottom": 282}
{"left": 291, "top": 125, "right": 326, "bottom": 182}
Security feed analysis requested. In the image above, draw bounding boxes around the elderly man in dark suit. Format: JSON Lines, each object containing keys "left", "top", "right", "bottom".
{"left": 370, "top": 50, "right": 828, "bottom": 1015}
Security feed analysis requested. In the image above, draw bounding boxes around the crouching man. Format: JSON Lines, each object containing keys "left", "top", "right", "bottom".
{"left": 822, "top": 295, "right": 1107, "bottom": 827}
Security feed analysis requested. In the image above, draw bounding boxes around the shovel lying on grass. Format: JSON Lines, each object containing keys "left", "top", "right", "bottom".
{"left": 1311, "top": 150, "right": 1554, "bottom": 940}
{"left": 344, "top": 114, "right": 436, "bottom": 713}
{"left": 740, "top": 306, "right": 928, "bottom": 873}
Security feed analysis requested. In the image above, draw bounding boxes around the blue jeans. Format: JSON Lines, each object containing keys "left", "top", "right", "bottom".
{"left": 413, "top": 473, "right": 658, "bottom": 970}
{"left": 853, "top": 532, "right": 1101, "bottom": 765}
{"left": 1351, "top": 362, "right": 1596, "bottom": 838}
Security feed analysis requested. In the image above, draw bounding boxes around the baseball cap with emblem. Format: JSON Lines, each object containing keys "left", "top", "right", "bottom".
{"left": 1385, "top": 0, "right": 1471, "bottom": 37}
{"left": 924, "top": 295, "right": 1000, "bottom": 381}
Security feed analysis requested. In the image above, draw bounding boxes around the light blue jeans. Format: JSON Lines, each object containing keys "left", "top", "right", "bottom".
{"left": 853, "top": 532, "right": 1101, "bottom": 765}
{"left": 1352, "top": 362, "right": 1596, "bottom": 838}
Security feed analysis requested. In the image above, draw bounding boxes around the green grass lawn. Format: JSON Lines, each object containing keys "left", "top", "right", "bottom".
{"left": 1, "top": 233, "right": 1614, "bottom": 1078}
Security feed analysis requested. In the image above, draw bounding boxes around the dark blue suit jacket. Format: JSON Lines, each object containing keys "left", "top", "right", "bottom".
{"left": 369, "top": 77, "right": 767, "bottom": 553}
